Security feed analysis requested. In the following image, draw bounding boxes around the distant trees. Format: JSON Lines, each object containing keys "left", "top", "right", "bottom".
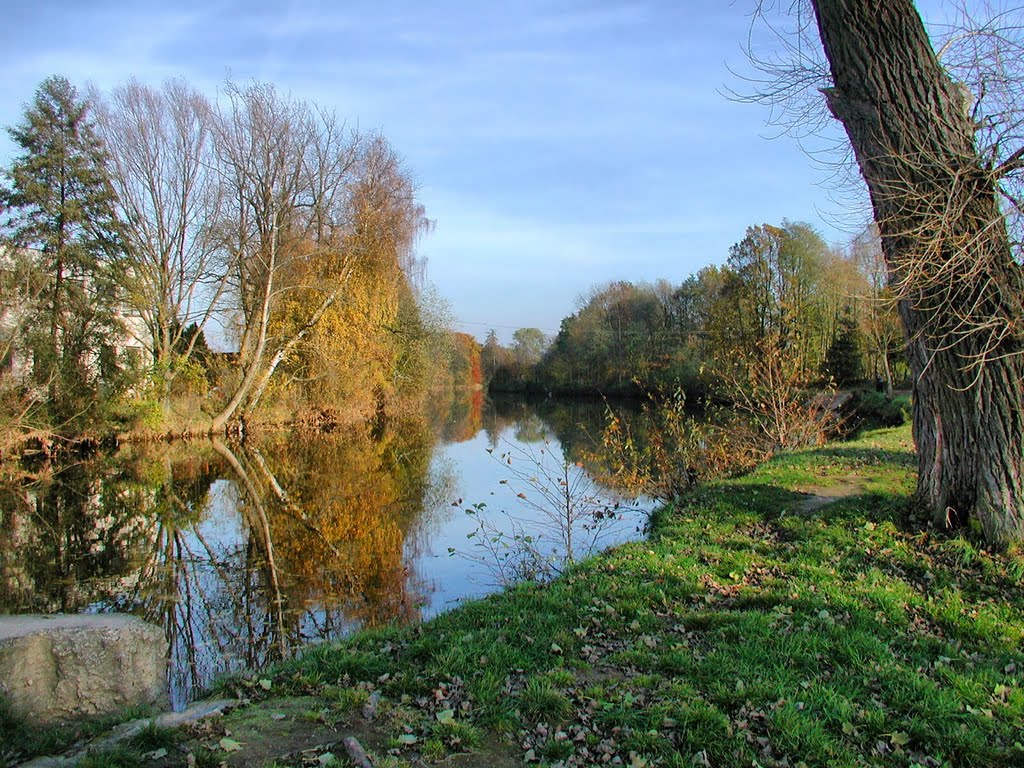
{"left": 711, "top": 221, "right": 865, "bottom": 381}
{"left": 486, "top": 328, "right": 550, "bottom": 392}
{"left": 512, "top": 327, "right": 548, "bottom": 368}
{"left": 537, "top": 281, "right": 693, "bottom": 396}
{"left": 1, "top": 76, "right": 126, "bottom": 427}
{"left": 481, "top": 329, "right": 503, "bottom": 383}
{"left": 446, "top": 333, "right": 483, "bottom": 391}
{"left": 512, "top": 221, "right": 882, "bottom": 400}
{"left": 821, "top": 310, "right": 864, "bottom": 386}
{"left": 850, "top": 224, "right": 902, "bottom": 396}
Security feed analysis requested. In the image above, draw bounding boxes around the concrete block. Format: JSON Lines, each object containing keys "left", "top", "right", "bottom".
{"left": 0, "top": 614, "right": 168, "bottom": 724}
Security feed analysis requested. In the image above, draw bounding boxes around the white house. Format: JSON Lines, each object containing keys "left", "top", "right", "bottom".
{"left": 0, "top": 244, "right": 151, "bottom": 384}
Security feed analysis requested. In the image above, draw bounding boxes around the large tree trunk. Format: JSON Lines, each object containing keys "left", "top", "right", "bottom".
{"left": 209, "top": 232, "right": 278, "bottom": 435}
{"left": 810, "top": 0, "right": 1024, "bottom": 546}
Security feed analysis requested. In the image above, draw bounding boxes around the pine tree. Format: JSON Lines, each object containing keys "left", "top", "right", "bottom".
{"left": 2, "top": 76, "right": 124, "bottom": 427}
{"left": 822, "top": 311, "right": 864, "bottom": 386}
{"left": 482, "top": 329, "right": 501, "bottom": 382}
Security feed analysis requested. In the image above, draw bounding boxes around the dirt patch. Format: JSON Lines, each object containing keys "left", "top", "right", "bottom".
{"left": 794, "top": 477, "right": 870, "bottom": 515}
{"left": 146, "top": 694, "right": 527, "bottom": 768}
{"left": 160, "top": 697, "right": 341, "bottom": 767}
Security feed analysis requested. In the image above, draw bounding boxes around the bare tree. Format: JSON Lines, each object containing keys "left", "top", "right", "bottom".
{"left": 746, "top": 1, "right": 1024, "bottom": 545}
{"left": 208, "top": 81, "right": 361, "bottom": 433}
{"left": 849, "top": 223, "right": 902, "bottom": 395}
{"left": 94, "top": 79, "right": 228, "bottom": 403}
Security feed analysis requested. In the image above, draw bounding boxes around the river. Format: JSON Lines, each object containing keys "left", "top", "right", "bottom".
{"left": 0, "top": 394, "right": 654, "bottom": 709}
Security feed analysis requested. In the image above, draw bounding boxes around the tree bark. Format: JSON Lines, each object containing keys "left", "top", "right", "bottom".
{"left": 810, "top": 0, "right": 1024, "bottom": 545}
{"left": 208, "top": 227, "right": 278, "bottom": 434}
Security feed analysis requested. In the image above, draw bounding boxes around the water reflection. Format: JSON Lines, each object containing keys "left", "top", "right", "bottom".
{"left": 0, "top": 395, "right": 650, "bottom": 708}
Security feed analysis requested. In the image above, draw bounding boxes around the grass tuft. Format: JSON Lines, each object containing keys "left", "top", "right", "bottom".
{"left": 519, "top": 677, "right": 573, "bottom": 723}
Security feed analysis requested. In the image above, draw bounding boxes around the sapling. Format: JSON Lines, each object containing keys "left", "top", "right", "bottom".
{"left": 451, "top": 439, "right": 640, "bottom": 586}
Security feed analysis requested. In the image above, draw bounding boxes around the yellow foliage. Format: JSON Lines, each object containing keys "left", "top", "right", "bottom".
{"left": 249, "top": 418, "right": 433, "bottom": 626}
{"left": 261, "top": 138, "right": 435, "bottom": 421}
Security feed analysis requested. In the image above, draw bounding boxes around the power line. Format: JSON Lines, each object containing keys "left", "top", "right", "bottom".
{"left": 454, "top": 318, "right": 719, "bottom": 340}
{"left": 455, "top": 319, "right": 562, "bottom": 334}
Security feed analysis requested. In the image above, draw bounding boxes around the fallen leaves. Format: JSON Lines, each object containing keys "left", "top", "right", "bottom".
{"left": 218, "top": 737, "right": 243, "bottom": 753}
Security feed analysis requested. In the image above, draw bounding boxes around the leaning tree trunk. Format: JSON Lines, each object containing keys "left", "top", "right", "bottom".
{"left": 810, "top": 0, "right": 1024, "bottom": 546}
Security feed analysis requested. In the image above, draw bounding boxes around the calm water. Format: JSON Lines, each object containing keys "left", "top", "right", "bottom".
{"left": 0, "top": 394, "right": 652, "bottom": 708}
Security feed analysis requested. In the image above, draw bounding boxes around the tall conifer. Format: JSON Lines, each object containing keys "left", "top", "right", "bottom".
{"left": 2, "top": 76, "right": 124, "bottom": 426}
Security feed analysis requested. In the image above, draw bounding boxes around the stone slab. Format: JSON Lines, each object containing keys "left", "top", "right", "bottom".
{"left": 0, "top": 613, "right": 168, "bottom": 724}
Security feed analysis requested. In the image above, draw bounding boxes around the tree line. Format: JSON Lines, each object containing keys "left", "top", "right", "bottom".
{"left": 0, "top": 75, "right": 476, "bottom": 444}
{"left": 485, "top": 220, "right": 904, "bottom": 400}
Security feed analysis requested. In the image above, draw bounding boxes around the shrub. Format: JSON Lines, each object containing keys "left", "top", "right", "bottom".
{"left": 849, "top": 391, "right": 910, "bottom": 428}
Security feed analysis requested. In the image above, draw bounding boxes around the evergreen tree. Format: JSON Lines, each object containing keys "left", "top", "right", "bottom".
{"left": 822, "top": 311, "right": 864, "bottom": 386}
{"left": 1, "top": 76, "right": 124, "bottom": 426}
{"left": 482, "top": 329, "right": 501, "bottom": 382}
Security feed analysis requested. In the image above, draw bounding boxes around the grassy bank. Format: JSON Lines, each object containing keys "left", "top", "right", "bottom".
{"left": 8, "top": 425, "right": 1024, "bottom": 767}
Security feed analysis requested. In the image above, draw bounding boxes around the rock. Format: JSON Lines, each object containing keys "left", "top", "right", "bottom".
{"left": 807, "top": 391, "right": 853, "bottom": 413}
{"left": 0, "top": 614, "right": 168, "bottom": 724}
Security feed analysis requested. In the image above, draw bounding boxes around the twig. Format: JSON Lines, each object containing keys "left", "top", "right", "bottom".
{"left": 361, "top": 690, "right": 381, "bottom": 721}
{"left": 342, "top": 736, "right": 374, "bottom": 768}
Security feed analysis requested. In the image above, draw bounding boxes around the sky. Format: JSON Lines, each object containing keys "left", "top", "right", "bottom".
{"left": 0, "top": 0, "right": 952, "bottom": 343}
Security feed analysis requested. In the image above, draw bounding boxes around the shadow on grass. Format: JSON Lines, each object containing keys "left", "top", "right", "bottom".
{"left": 0, "top": 698, "right": 157, "bottom": 765}
{"left": 664, "top": 461, "right": 1024, "bottom": 656}
{"left": 801, "top": 445, "right": 916, "bottom": 467}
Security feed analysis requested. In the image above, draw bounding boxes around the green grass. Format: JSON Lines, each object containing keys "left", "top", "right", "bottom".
{"left": 270, "top": 425, "right": 1024, "bottom": 767}
{"left": 12, "top": 425, "right": 1024, "bottom": 767}
{"left": 519, "top": 676, "right": 573, "bottom": 723}
{"left": 75, "top": 746, "right": 147, "bottom": 768}
{"left": 0, "top": 701, "right": 158, "bottom": 765}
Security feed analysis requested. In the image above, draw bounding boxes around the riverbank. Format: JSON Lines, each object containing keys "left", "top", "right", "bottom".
{"left": 7, "top": 424, "right": 1024, "bottom": 767}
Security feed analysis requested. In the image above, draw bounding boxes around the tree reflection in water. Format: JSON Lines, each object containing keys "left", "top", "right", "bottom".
{"left": 0, "top": 395, "right": 655, "bottom": 709}
{"left": 0, "top": 418, "right": 444, "bottom": 708}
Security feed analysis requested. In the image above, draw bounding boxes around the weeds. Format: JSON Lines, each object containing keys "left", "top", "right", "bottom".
{"left": 597, "top": 387, "right": 758, "bottom": 503}
{"left": 710, "top": 333, "right": 839, "bottom": 453}
{"left": 452, "top": 439, "right": 639, "bottom": 585}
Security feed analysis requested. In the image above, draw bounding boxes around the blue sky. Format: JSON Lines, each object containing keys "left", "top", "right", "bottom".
{"left": 0, "top": 0, "right": 950, "bottom": 342}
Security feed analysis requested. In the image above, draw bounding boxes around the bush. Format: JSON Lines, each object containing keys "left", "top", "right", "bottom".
{"left": 849, "top": 391, "right": 910, "bottom": 428}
